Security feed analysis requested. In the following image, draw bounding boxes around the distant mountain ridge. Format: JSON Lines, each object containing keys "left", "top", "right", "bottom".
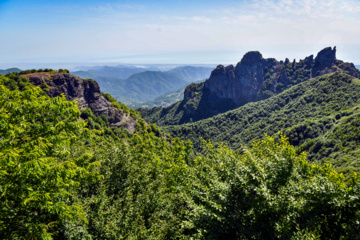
{"left": 139, "top": 47, "right": 360, "bottom": 126}
{"left": 72, "top": 65, "right": 213, "bottom": 105}
{"left": 0, "top": 68, "right": 21, "bottom": 75}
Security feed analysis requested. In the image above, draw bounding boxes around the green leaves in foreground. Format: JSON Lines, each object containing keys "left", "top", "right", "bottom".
{"left": 0, "top": 84, "right": 101, "bottom": 239}
{"left": 189, "top": 135, "right": 360, "bottom": 239}
{"left": 64, "top": 133, "right": 360, "bottom": 239}
{"left": 1, "top": 73, "right": 360, "bottom": 239}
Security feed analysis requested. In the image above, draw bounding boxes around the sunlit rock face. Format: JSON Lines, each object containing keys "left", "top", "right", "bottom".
{"left": 180, "top": 46, "right": 360, "bottom": 122}
{"left": 22, "top": 72, "right": 136, "bottom": 132}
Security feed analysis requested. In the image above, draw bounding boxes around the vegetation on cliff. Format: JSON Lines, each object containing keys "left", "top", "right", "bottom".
{"left": 163, "top": 72, "right": 360, "bottom": 179}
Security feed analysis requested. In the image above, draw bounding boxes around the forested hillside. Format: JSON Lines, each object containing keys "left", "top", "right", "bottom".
{"left": 163, "top": 72, "right": 360, "bottom": 178}
{"left": 2, "top": 70, "right": 360, "bottom": 239}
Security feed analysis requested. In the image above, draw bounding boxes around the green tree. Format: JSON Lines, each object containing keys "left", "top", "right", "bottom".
{"left": 0, "top": 84, "right": 101, "bottom": 239}
{"left": 190, "top": 134, "right": 360, "bottom": 239}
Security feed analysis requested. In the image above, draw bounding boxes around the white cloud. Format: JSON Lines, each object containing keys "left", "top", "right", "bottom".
{"left": 2, "top": 0, "right": 360, "bottom": 63}
{"left": 176, "top": 16, "right": 212, "bottom": 23}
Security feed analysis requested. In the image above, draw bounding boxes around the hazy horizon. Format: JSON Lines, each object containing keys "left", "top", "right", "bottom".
{"left": 1, "top": 0, "right": 360, "bottom": 66}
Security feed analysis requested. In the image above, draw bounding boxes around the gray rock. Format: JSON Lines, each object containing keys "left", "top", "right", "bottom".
{"left": 22, "top": 72, "right": 136, "bottom": 133}
{"left": 315, "top": 46, "right": 336, "bottom": 68}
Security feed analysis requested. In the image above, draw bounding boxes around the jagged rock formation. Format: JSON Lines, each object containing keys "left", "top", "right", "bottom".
{"left": 139, "top": 47, "right": 360, "bottom": 126}
{"left": 21, "top": 72, "right": 136, "bottom": 132}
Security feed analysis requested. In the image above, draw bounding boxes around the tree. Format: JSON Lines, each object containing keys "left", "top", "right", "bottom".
{"left": 190, "top": 134, "right": 360, "bottom": 239}
{"left": 0, "top": 84, "right": 101, "bottom": 239}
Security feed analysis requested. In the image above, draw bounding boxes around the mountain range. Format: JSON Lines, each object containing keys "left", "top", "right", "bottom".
{"left": 72, "top": 65, "right": 213, "bottom": 105}
{"left": 0, "top": 68, "right": 21, "bottom": 75}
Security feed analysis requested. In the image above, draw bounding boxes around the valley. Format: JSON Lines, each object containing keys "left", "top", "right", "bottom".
{"left": 71, "top": 65, "right": 213, "bottom": 106}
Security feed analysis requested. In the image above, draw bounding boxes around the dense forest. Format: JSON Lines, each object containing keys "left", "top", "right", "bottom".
{"left": 1, "top": 70, "right": 360, "bottom": 239}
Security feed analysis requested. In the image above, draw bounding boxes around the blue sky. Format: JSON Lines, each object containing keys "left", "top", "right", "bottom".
{"left": 1, "top": 0, "right": 360, "bottom": 66}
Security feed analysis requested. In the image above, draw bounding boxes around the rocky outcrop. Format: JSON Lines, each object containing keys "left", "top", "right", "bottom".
{"left": 21, "top": 72, "right": 136, "bottom": 132}
{"left": 315, "top": 47, "right": 336, "bottom": 68}
{"left": 193, "top": 46, "right": 359, "bottom": 111}
{"left": 144, "top": 47, "right": 360, "bottom": 126}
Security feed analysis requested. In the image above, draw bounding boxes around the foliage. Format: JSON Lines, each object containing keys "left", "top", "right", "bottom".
{"left": 61, "top": 132, "right": 360, "bottom": 239}
{"left": 0, "top": 83, "right": 101, "bottom": 239}
{"left": 163, "top": 73, "right": 360, "bottom": 177}
{"left": 101, "top": 92, "right": 141, "bottom": 120}
{"left": 2, "top": 71, "right": 360, "bottom": 239}
{"left": 188, "top": 135, "right": 360, "bottom": 239}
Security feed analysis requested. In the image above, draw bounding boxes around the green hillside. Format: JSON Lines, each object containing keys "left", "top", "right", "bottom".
{"left": 2, "top": 71, "right": 360, "bottom": 239}
{"left": 163, "top": 72, "right": 360, "bottom": 178}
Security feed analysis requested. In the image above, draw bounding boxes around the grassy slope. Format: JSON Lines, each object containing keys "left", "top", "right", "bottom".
{"left": 164, "top": 72, "right": 360, "bottom": 177}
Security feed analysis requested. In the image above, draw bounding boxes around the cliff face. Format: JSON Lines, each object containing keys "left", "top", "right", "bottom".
{"left": 204, "top": 46, "right": 359, "bottom": 106}
{"left": 21, "top": 72, "right": 136, "bottom": 132}
{"left": 139, "top": 47, "right": 360, "bottom": 126}
{"left": 182, "top": 47, "right": 360, "bottom": 120}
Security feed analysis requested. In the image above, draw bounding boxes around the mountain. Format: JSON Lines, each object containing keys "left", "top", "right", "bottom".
{"left": 84, "top": 65, "right": 148, "bottom": 79}
{"left": 0, "top": 68, "right": 21, "bottom": 75}
{"left": 72, "top": 66, "right": 213, "bottom": 105}
{"left": 168, "top": 66, "right": 213, "bottom": 83}
{"left": 129, "top": 87, "right": 185, "bottom": 109}
{"left": 20, "top": 72, "right": 138, "bottom": 132}
{"left": 70, "top": 70, "right": 99, "bottom": 79}
{"left": 139, "top": 47, "right": 360, "bottom": 126}
{"left": 2, "top": 68, "right": 360, "bottom": 240}
{"left": 122, "top": 71, "right": 188, "bottom": 102}
{"left": 163, "top": 72, "right": 360, "bottom": 177}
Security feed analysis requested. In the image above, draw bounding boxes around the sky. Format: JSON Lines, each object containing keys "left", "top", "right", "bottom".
{"left": 1, "top": 0, "right": 360, "bottom": 67}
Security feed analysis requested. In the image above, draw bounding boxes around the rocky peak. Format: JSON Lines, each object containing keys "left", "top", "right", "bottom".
{"left": 314, "top": 46, "right": 336, "bottom": 68}
{"left": 180, "top": 47, "right": 359, "bottom": 123}
{"left": 240, "top": 51, "right": 263, "bottom": 65}
{"left": 304, "top": 54, "right": 314, "bottom": 65}
{"left": 21, "top": 72, "right": 136, "bottom": 132}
